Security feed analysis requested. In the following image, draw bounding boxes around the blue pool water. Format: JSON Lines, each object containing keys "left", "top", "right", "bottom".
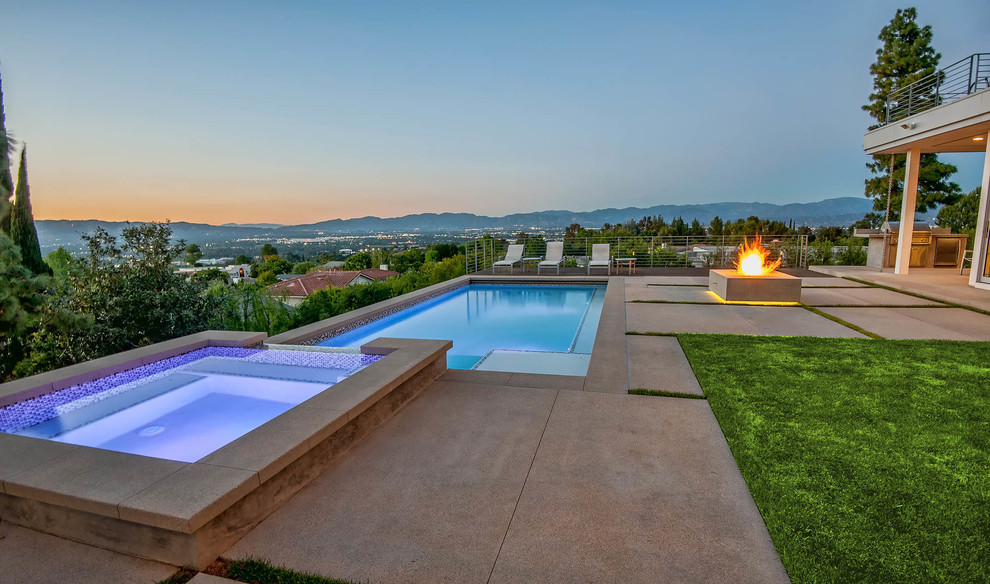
{"left": 318, "top": 284, "right": 606, "bottom": 373}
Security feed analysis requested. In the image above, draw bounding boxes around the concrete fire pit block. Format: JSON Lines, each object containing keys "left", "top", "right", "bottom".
{"left": 709, "top": 269, "right": 802, "bottom": 303}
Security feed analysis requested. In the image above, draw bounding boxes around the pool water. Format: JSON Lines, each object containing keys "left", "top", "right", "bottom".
{"left": 318, "top": 284, "right": 605, "bottom": 374}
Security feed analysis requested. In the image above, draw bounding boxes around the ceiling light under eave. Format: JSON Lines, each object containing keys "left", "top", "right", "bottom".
{"left": 975, "top": 136, "right": 985, "bottom": 141}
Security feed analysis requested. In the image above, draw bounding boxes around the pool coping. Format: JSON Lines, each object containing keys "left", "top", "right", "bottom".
{"left": 0, "top": 331, "right": 451, "bottom": 569}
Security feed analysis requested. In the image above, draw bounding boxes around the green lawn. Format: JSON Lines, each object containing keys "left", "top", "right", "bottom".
{"left": 677, "top": 334, "right": 990, "bottom": 584}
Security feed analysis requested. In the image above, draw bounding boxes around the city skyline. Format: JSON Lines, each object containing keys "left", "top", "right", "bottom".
{"left": 2, "top": 1, "right": 988, "bottom": 224}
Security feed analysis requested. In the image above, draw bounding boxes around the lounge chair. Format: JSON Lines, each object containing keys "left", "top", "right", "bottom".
{"left": 587, "top": 243, "right": 611, "bottom": 274}
{"left": 538, "top": 241, "right": 564, "bottom": 275}
{"left": 493, "top": 244, "right": 524, "bottom": 274}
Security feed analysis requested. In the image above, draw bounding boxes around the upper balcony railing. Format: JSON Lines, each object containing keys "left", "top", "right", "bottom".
{"left": 885, "top": 53, "right": 990, "bottom": 124}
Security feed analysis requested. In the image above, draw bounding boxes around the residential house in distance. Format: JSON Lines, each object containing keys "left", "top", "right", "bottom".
{"left": 267, "top": 268, "right": 398, "bottom": 305}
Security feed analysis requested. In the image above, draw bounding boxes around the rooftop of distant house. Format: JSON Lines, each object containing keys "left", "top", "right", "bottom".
{"left": 268, "top": 268, "right": 398, "bottom": 297}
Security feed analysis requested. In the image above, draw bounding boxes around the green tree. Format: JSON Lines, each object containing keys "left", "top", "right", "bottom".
{"left": 0, "top": 67, "right": 15, "bottom": 234}
{"left": 344, "top": 251, "right": 373, "bottom": 271}
{"left": 709, "top": 216, "right": 724, "bottom": 236}
{"left": 9, "top": 147, "right": 49, "bottom": 275}
{"left": 862, "top": 8, "right": 960, "bottom": 222}
{"left": 260, "top": 243, "right": 278, "bottom": 258}
{"left": 205, "top": 281, "right": 291, "bottom": 334}
{"left": 371, "top": 248, "right": 392, "bottom": 270}
{"left": 0, "top": 213, "right": 49, "bottom": 379}
{"left": 183, "top": 243, "right": 203, "bottom": 266}
{"left": 815, "top": 226, "right": 845, "bottom": 242}
{"left": 936, "top": 186, "right": 981, "bottom": 246}
{"left": 260, "top": 256, "right": 293, "bottom": 275}
{"left": 45, "top": 247, "right": 75, "bottom": 281}
{"left": 234, "top": 254, "right": 252, "bottom": 265}
{"left": 188, "top": 267, "right": 230, "bottom": 285}
{"left": 21, "top": 222, "right": 212, "bottom": 374}
{"left": 291, "top": 261, "right": 315, "bottom": 274}
{"left": 429, "top": 243, "right": 460, "bottom": 260}
{"left": 256, "top": 270, "right": 278, "bottom": 286}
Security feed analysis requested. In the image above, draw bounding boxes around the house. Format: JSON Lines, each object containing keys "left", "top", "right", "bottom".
{"left": 267, "top": 268, "right": 398, "bottom": 306}
{"left": 862, "top": 51, "right": 989, "bottom": 290}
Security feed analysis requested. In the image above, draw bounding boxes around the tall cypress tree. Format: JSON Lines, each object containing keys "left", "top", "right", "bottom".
{"left": 861, "top": 8, "right": 960, "bottom": 224}
{"left": 0, "top": 66, "right": 15, "bottom": 233}
{"left": 10, "top": 147, "right": 49, "bottom": 275}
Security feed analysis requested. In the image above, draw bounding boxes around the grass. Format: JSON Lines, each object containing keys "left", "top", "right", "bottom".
{"left": 157, "top": 558, "right": 361, "bottom": 584}
{"left": 628, "top": 388, "right": 707, "bottom": 399}
{"left": 225, "top": 558, "right": 360, "bottom": 583}
{"left": 156, "top": 569, "right": 196, "bottom": 584}
{"left": 677, "top": 334, "right": 990, "bottom": 584}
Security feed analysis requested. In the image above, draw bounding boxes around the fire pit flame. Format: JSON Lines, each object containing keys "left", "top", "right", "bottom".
{"left": 735, "top": 234, "right": 781, "bottom": 276}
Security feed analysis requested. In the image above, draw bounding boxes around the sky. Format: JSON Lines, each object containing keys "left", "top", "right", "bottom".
{"left": 1, "top": 1, "right": 988, "bottom": 225}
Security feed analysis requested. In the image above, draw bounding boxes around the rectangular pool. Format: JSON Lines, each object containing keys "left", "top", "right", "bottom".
{"left": 317, "top": 284, "right": 605, "bottom": 375}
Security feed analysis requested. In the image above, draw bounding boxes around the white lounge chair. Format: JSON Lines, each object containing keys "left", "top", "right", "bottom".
{"left": 493, "top": 244, "right": 524, "bottom": 274}
{"left": 538, "top": 241, "right": 564, "bottom": 275}
{"left": 588, "top": 243, "right": 611, "bottom": 274}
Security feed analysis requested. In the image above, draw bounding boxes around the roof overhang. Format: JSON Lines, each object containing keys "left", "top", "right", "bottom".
{"left": 864, "top": 88, "right": 990, "bottom": 155}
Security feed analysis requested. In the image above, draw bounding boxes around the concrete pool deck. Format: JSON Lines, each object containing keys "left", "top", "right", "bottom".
{"left": 226, "top": 377, "right": 790, "bottom": 584}
{"left": 4, "top": 269, "right": 990, "bottom": 583}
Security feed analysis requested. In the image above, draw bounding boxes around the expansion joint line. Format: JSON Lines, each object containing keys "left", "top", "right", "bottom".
{"left": 486, "top": 389, "right": 559, "bottom": 584}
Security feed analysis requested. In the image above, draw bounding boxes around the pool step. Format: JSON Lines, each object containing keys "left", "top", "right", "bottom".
{"left": 181, "top": 357, "right": 350, "bottom": 384}
{"left": 472, "top": 350, "right": 590, "bottom": 376}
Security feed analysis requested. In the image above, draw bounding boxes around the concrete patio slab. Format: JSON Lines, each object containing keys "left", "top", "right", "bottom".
{"left": 626, "top": 303, "right": 760, "bottom": 335}
{"left": 489, "top": 391, "right": 789, "bottom": 584}
{"left": 811, "top": 266, "right": 990, "bottom": 312}
{"left": 638, "top": 276, "right": 710, "bottom": 285}
{"left": 800, "top": 277, "right": 869, "bottom": 288}
{"left": 820, "top": 307, "right": 990, "bottom": 340}
{"left": 225, "top": 380, "right": 557, "bottom": 584}
{"left": 626, "top": 303, "right": 865, "bottom": 337}
{"left": 505, "top": 372, "right": 585, "bottom": 390}
{"left": 0, "top": 522, "right": 176, "bottom": 584}
{"left": 584, "top": 279, "right": 629, "bottom": 393}
{"left": 624, "top": 285, "right": 718, "bottom": 303}
{"left": 626, "top": 336, "right": 704, "bottom": 395}
{"left": 626, "top": 304, "right": 762, "bottom": 335}
{"left": 440, "top": 368, "right": 513, "bottom": 385}
{"left": 188, "top": 574, "right": 238, "bottom": 584}
{"left": 732, "top": 306, "right": 867, "bottom": 337}
{"left": 800, "top": 286, "right": 944, "bottom": 306}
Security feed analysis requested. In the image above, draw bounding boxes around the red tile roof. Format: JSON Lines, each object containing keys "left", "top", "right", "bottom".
{"left": 268, "top": 269, "right": 398, "bottom": 297}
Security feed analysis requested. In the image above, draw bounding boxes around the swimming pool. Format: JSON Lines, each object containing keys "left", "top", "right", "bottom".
{"left": 317, "top": 284, "right": 606, "bottom": 375}
{"left": 0, "top": 347, "right": 380, "bottom": 462}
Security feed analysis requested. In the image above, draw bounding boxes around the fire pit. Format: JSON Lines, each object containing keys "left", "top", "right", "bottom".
{"left": 709, "top": 234, "right": 801, "bottom": 303}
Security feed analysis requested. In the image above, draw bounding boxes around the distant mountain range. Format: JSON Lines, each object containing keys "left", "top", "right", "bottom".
{"left": 36, "top": 197, "right": 877, "bottom": 252}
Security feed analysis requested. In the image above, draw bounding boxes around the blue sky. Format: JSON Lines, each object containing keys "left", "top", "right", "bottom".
{"left": 1, "top": 1, "right": 987, "bottom": 224}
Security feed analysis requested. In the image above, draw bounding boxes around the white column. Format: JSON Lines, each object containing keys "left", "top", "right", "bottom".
{"left": 894, "top": 147, "right": 921, "bottom": 275}
{"left": 969, "top": 131, "right": 990, "bottom": 287}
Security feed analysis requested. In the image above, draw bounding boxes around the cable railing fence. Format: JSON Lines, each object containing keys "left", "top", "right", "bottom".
{"left": 465, "top": 235, "right": 810, "bottom": 274}
{"left": 885, "top": 53, "right": 990, "bottom": 123}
